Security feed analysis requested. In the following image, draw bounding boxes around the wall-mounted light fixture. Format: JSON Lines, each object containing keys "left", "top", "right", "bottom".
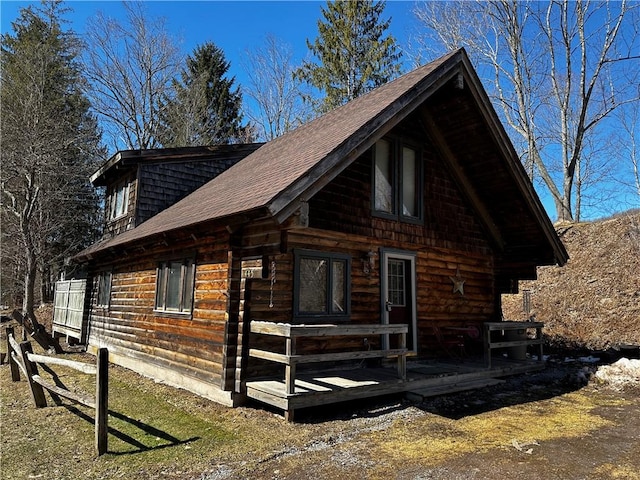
{"left": 362, "top": 250, "right": 376, "bottom": 276}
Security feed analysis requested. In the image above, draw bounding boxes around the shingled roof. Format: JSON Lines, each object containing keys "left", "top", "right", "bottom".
{"left": 77, "top": 49, "right": 567, "bottom": 266}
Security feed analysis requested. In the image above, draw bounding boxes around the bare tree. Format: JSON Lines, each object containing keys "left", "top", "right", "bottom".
{"left": 242, "top": 34, "right": 310, "bottom": 141}
{"left": 83, "top": 1, "right": 181, "bottom": 150}
{"left": 1, "top": 1, "right": 102, "bottom": 315}
{"left": 413, "top": 0, "right": 640, "bottom": 221}
{"left": 617, "top": 97, "right": 640, "bottom": 203}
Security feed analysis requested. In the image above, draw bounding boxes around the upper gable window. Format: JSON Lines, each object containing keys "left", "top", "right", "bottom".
{"left": 109, "top": 180, "right": 129, "bottom": 220}
{"left": 373, "top": 139, "right": 422, "bottom": 222}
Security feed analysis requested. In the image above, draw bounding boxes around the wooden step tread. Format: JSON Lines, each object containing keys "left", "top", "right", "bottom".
{"left": 405, "top": 378, "right": 505, "bottom": 401}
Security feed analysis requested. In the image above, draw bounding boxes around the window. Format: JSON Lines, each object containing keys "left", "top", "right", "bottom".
{"left": 294, "top": 250, "right": 350, "bottom": 319}
{"left": 373, "top": 139, "right": 422, "bottom": 222}
{"left": 109, "top": 180, "right": 129, "bottom": 220}
{"left": 155, "top": 259, "right": 195, "bottom": 314}
{"left": 96, "top": 272, "right": 111, "bottom": 308}
{"left": 387, "top": 259, "right": 406, "bottom": 306}
{"left": 374, "top": 139, "right": 394, "bottom": 213}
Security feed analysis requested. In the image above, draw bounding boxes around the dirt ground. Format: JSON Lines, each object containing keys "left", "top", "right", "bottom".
{"left": 3, "top": 341, "right": 638, "bottom": 480}
{"left": 229, "top": 356, "right": 640, "bottom": 480}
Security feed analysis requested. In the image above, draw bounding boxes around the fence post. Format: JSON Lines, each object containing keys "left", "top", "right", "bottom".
{"left": 95, "top": 348, "right": 108, "bottom": 456}
{"left": 6, "top": 327, "right": 20, "bottom": 381}
{"left": 19, "top": 341, "right": 47, "bottom": 408}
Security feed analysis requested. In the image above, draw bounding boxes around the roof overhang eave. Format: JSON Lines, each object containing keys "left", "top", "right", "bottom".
{"left": 457, "top": 54, "right": 569, "bottom": 268}
{"left": 75, "top": 206, "right": 271, "bottom": 263}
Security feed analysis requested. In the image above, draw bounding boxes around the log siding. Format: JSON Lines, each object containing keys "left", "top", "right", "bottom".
{"left": 86, "top": 228, "right": 236, "bottom": 401}
{"left": 245, "top": 133, "right": 496, "bottom": 361}
{"left": 88, "top": 129, "right": 499, "bottom": 397}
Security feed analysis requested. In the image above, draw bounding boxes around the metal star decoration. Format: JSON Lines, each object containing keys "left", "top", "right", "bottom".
{"left": 449, "top": 267, "right": 465, "bottom": 295}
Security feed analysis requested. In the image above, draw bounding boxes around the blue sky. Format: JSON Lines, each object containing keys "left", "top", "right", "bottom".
{"left": 2, "top": 1, "right": 638, "bottom": 220}
{"left": 1, "top": 0, "right": 420, "bottom": 88}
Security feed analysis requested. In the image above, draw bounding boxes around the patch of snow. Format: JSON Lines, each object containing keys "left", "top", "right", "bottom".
{"left": 594, "top": 358, "right": 640, "bottom": 390}
{"left": 563, "top": 355, "right": 601, "bottom": 364}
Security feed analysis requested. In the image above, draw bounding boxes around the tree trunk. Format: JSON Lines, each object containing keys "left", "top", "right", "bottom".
{"left": 22, "top": 243, "right": 37, "bottom": 320}
{"left": 560, "top": 175, "right": 574, "bottom": 222}
{"left": 40, "top": 266, "right": 54, "bottom": 304}
{"left": 575, "top": 159, "right": 582, "bottom": 222}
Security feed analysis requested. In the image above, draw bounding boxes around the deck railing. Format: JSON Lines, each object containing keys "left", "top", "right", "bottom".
{"left": 249, "top": 321, "right": 409, "bottom": 397}
{"left": 483, "top": 321, "right": 544, "bottom": 368}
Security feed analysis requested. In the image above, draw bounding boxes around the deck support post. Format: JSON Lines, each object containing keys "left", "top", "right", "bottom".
{"left": 484, "top": 326, "right": 491, "bottom": 368}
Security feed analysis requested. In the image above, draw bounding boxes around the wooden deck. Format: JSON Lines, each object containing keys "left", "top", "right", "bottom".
{"left": 245, "top": 356, "right": 545, "bottom": 420}
{"left": 246, "top": 320, "right": 547, "bottom": 420}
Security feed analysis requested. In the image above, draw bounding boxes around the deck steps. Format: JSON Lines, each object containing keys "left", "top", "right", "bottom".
{"left": 405, "top": 378, "right": 505, "bottom": 402}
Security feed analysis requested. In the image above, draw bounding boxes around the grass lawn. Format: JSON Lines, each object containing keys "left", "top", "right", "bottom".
{"left": 0, "top": 349, "right": 327, "bottom": 480}
{"left": 2, "top": 344, "right": 639, "bottom": 480}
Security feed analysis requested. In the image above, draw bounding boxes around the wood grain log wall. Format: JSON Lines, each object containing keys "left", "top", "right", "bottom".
{"left": 245, "top": 131, "right": 497, "bottom": 362}
{"left": 89, "top": 122, "right": 506, "bottom": 390}
{"left": 87, "top": 228, "right": 233, "bottom": 395}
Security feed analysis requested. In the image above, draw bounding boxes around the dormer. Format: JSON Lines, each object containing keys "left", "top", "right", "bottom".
{"left": 91, "top": 144, "right": 263, "bottom": 239}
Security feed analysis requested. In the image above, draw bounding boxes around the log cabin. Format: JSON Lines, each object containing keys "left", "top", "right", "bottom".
{"left": 75, "top": 49, "right": 568, "bottom": 419}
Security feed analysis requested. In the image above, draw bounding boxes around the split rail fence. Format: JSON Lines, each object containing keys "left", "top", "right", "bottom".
{"left": 5, "top": 326, "right": 109, "bottom": 456}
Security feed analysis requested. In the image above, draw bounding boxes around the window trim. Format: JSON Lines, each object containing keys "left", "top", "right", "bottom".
{"left": 154, "top": 257, "right": 196, "bottom": 316}
{"left": 109, "top": 179, "right": 130, "bottom": 221}
{"left": 372, "top": 137, "right": 424, "bottom": 224}
{"left": 96, "top": 271, "right": 112, "bottom": 308}
{"left": 293, "top": 249, "right": 351, "bottom": 322}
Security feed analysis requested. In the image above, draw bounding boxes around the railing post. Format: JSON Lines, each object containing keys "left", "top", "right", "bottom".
{"left": 19, "top": 341, "right": 47, "bottom": 408}
{"left": 484, "top": 324, "right": 491, "bottom": 369}
{"left": 398, "top": 331, "right": 407, "bottom": 380}
{"left": 285, "top": 336, "right": 296, "bottom": 395}
{"left": 6, "top": 327, "right": 20, "bottom": 381}
{"left": 95, "top": 348, "right": 109, "bottom": 456}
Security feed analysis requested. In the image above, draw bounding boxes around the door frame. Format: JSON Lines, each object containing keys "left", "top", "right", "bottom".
{"left": 380, "top": 248, "right": 417, "bottom": 353}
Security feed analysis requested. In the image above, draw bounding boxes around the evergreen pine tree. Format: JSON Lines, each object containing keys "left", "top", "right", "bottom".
{"left": 158, "top": 42, "right": 252, "bottom": 146}
{"left": 295, "top": 0, "right": 402, "bottom": 113}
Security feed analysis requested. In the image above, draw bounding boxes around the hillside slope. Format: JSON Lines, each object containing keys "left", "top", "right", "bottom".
{"left": 502, "top": 211, "right": 640, "bottom": 350}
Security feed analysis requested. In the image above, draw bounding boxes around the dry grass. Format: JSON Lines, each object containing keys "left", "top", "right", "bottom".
{"left": 369, "top": 391, "right": 619, "bottom": 465}
{"left": 4, "top": 339, "right": 638, "bottom": 480}
{"left": 503, "top": 211, "right": 640, "bottom": 351}
{"left": 0, "top": 333, "right": 331, "bottom": 480}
